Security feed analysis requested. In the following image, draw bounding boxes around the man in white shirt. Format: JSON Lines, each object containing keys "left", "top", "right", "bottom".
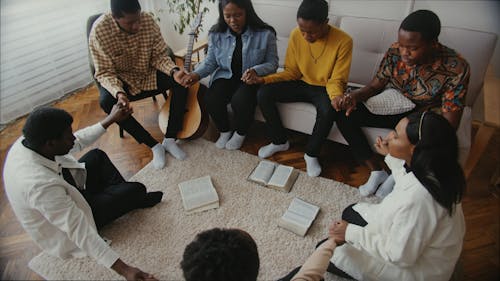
{"left": 3, "top": 105, "right": 161, "bottom": 280}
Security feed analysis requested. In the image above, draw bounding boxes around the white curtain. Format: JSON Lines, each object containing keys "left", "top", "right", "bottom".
{"left": 0, "top": 0, "right": 109, "bottom": 125}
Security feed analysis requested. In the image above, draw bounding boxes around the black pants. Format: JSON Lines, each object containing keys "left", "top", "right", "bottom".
{"left": 98, "top": 71, "right": 188, "bottom": 147}
{"left": 336, "top": 103, "right": 412, "bottom": 162}
{"left": 205, "top": 78, "right": 259, "bottom": 135}
{"left": 257, "top": 81, "right": 337, "bottom": 157}
{"left": 277, "top": 204, "right": 367, "bottom": 281}
{"left": 78, "top": 149, "right": 150, "bottom": 229}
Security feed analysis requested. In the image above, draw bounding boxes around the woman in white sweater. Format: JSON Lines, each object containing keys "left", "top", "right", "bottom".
{"left": 280, "top": 111, "right": 466, "bottom": 281}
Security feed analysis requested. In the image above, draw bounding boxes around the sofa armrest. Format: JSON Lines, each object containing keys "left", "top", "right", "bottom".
{"left": 463, "top": 74, "right": 500, "bottom": 179}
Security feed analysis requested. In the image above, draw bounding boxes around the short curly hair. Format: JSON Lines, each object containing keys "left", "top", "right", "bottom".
{"left": 22, "top": 107, "right": 73, "bottom": 150}
{"left": 400, "top": 10, "right": 441, "bottom": 41}
{"left": 181, "top": 228, "right": 259, "bottom": 281}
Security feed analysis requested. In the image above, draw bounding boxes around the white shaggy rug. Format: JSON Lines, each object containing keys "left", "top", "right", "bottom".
{"left": 29, "top": 138, "right": 363, "bottom": 280}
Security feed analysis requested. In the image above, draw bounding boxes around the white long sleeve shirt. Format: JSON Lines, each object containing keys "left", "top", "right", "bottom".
{"left": 332, "top": 155, "right": 465, "bottom": 281}
{"left": 3, "top": 123, "right": 120, "bottom": 268}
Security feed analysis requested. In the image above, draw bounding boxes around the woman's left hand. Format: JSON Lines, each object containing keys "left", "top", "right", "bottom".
{"left": 241, "top": 68, "right": 263, "bottom": 85}
{"left": 329, "top": 220, "right": 348, "bottom": 245}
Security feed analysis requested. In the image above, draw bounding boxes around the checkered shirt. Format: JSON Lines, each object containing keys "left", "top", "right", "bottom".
{"left": 89, "top": 12, "right": 177, "bottom": 97}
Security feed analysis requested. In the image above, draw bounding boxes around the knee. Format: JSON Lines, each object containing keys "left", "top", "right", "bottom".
{"left": 257, "top": 85, "right": 273, "bottom": 105}
{"left": 231, "top": 92, "right": 256, "bottom": 112}
{"left": 89, "top": 148, "right": 107, "bottom": 159}
{"left": 316, "top": 105, "right": 335, "bottom": 121}
{"left": 204, "top": 89, "right": 220, "bottom": 109}
{"left": 80, "top": 148, "right": 108, "bottom": 163}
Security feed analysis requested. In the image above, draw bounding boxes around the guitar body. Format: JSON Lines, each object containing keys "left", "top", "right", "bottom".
{"left": 158, "top": 12, "right": 209, "bottom": 140}
{"left": 158, "top": 82, "right": 209, "bottom": 140}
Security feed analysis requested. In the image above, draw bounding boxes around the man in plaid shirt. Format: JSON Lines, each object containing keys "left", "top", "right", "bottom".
{"left": 90, "top": 0, "right": 189, "bottom": 170}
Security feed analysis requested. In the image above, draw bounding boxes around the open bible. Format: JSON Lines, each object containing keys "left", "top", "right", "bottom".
{"left": 278, "top": 197, "right": 320, "bottom": 236}
{"left": 247, "top": 160, "right": 299, "bottom": 193}
{"left": 178, "top": 175, "right": 219, "bottom": 214}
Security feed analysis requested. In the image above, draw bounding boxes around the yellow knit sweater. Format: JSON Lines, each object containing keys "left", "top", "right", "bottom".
{"left": 263, "top": 25, "right": 353, "bottom": 100}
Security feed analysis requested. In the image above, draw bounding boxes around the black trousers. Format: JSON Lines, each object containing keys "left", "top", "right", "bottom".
{"left": 205, "top": 78, "right": 259, "bottom": 135}
{"left": 257, "top": 81, "right": 337, "bottom": 157}
{"left": 277, "top": 204, "right": 367, "bottom": 281}
{"left": 336, "top": 103, "right": 412, "bottom": 162}
{"left": 78, "top": 149, "right": 150, "bottom": 229}
{"left": 99, "top": 71, "right": 188, "bottom": 147}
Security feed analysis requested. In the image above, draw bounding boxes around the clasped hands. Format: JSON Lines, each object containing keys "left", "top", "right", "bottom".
{"left": 329, "top": 219, "right": 348, "bottom": 245}
{"left": 331, "top": 90, "right": 357, "bottom": 116}
{"left": 177, "top": 68, "right": 265, "bottom": 88}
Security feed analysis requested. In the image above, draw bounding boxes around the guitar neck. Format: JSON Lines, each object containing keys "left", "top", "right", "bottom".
{"left": 184, "top": 32, "right": 196, "bottom": 71}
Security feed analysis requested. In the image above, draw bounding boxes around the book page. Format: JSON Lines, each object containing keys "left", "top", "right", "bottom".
{"left": 267, "top": 164, "right": 293, "bottom": 188}
{"left": 248, "top": 160, "right": 276, "bottom": 185}
{"left": 186, "top": 201, "right": 219, "bottom": 215}
{"left": 288, "top": 197, "right": 320, "bottom": 220}
{"left": 278, "top": 211, "right": 310, "bottom": 236}
{"left": 178, "top": 176, "right": 219, "bottom": 211}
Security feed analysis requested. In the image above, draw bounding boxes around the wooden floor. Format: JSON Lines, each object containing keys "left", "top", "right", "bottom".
{"left": 1, "top": 85, "right": 498, "bottom": 280}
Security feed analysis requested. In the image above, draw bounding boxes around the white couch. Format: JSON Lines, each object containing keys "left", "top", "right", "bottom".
{"left": 250, "top": 4, "right": 497, "bottom": 165}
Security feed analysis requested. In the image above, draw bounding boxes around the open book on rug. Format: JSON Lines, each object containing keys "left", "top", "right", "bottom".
{"left": 178, "top": 175, "right": 219, "bottom": 214}
{"left": 278, "top": 197, "right": 320, "bottom": 236}
{"left": 248, "top": 160, "right": 299, "bottom": 193}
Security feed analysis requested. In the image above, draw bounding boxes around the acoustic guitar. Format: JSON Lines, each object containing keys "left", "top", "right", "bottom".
{"left": 158, "top": 13, "right": 209, "bottom": 140}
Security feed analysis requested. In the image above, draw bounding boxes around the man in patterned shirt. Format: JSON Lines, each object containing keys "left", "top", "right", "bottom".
{"left": 332, "top": 10, "right": 470, "bottom": 197}
{"left": 89, "top": 0, "right": 189, "bottom": 170}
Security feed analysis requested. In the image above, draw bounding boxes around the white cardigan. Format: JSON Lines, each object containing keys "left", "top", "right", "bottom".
{"left": 332, "top": 155, "right": 465, "bottom": 281}
{"left": 3, "top": 123, "right": 120, "bottom": 268}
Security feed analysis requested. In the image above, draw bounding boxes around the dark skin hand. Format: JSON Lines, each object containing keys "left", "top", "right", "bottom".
{"left": 111, "top": 259, "right": 158, "bottom": 281}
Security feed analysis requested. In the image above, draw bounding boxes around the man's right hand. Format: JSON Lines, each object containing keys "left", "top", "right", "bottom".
{"left": 117, "top": 92, "right": 131, "bottom": 109}
{"left": 112, "top": 259, "right": 158, "bottom": 281}
{"left": 101, "top": 102, "right": 132, "bottom": 129}
{"left": 181, "top": 72, "right": 200, "bottom": 88}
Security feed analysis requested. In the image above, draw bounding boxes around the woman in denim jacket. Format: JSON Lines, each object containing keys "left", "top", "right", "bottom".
{"left": 182, "top": 0, "right": 278, "bottom": 150}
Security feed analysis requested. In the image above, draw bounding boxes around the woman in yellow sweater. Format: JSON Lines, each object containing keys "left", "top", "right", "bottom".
{"left": 246, "top": 0, "right": 352, "bottom": 177}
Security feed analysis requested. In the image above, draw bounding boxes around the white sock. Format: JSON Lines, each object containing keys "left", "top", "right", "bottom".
{"left": 375, "top": 174, "right": 395, "bottom": 199}
{"left": 162, "top": 138, "right": 187, "bottom": 160}
{"left": 359, "top": 170, "right": 388, "bottom": 197}
{"left": 258, "top": 141, "right": 290, "bottom": 158}
{"left": 304, "top": 154, "right": 321, "bottom": 177}
{"left": 225, "top": 132, "right": 246, "bottom": 150}
{"left": 215, "top": 131, "right": 233, "bottom": 149}
{"left": 151, "top": 143, "right": 166, "bottom": 170}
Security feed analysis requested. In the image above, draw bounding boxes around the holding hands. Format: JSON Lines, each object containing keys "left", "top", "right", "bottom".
{"left": 241, "top": 68, "right": 264, "bottom": 85}
{"left": 331, "top": 89, "right": 357, "bottom": 116}
{"left": 329, "top": 220, "right": 348, "bottom": 245}
{"left": 101, "top": 96, "right": 133, "bottom": 129}
{"left": 173, "top": 69, "right": 191, "bottom": 87}
{"left": 179, "top": 72, "right": 200, "bottom": 88}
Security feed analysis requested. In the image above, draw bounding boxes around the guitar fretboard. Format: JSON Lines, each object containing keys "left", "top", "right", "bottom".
{"left": 184, "top": 31, "right": 196, "bottom": 71}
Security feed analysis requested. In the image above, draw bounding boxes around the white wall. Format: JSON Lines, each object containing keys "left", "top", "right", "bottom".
{"left": 153, "top": 0, "right": 499, "bottom": 77}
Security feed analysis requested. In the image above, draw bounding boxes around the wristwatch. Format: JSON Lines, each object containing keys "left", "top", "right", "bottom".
{"left": 170, "top": 67, "right": 180, "bottom": 76}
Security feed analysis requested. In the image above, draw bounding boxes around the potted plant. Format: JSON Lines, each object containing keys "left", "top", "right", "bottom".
{"left": 164, "top": 0, "right": 216, "bottom": 34}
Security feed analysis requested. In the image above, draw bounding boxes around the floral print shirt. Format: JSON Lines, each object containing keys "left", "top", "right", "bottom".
{"left": 376, "top": 42, "right": 470, "bottom": 112}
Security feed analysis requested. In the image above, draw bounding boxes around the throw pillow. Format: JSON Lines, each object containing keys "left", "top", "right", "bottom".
{"left": 363, "top": 88, "right": 415, "bottom": 115}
